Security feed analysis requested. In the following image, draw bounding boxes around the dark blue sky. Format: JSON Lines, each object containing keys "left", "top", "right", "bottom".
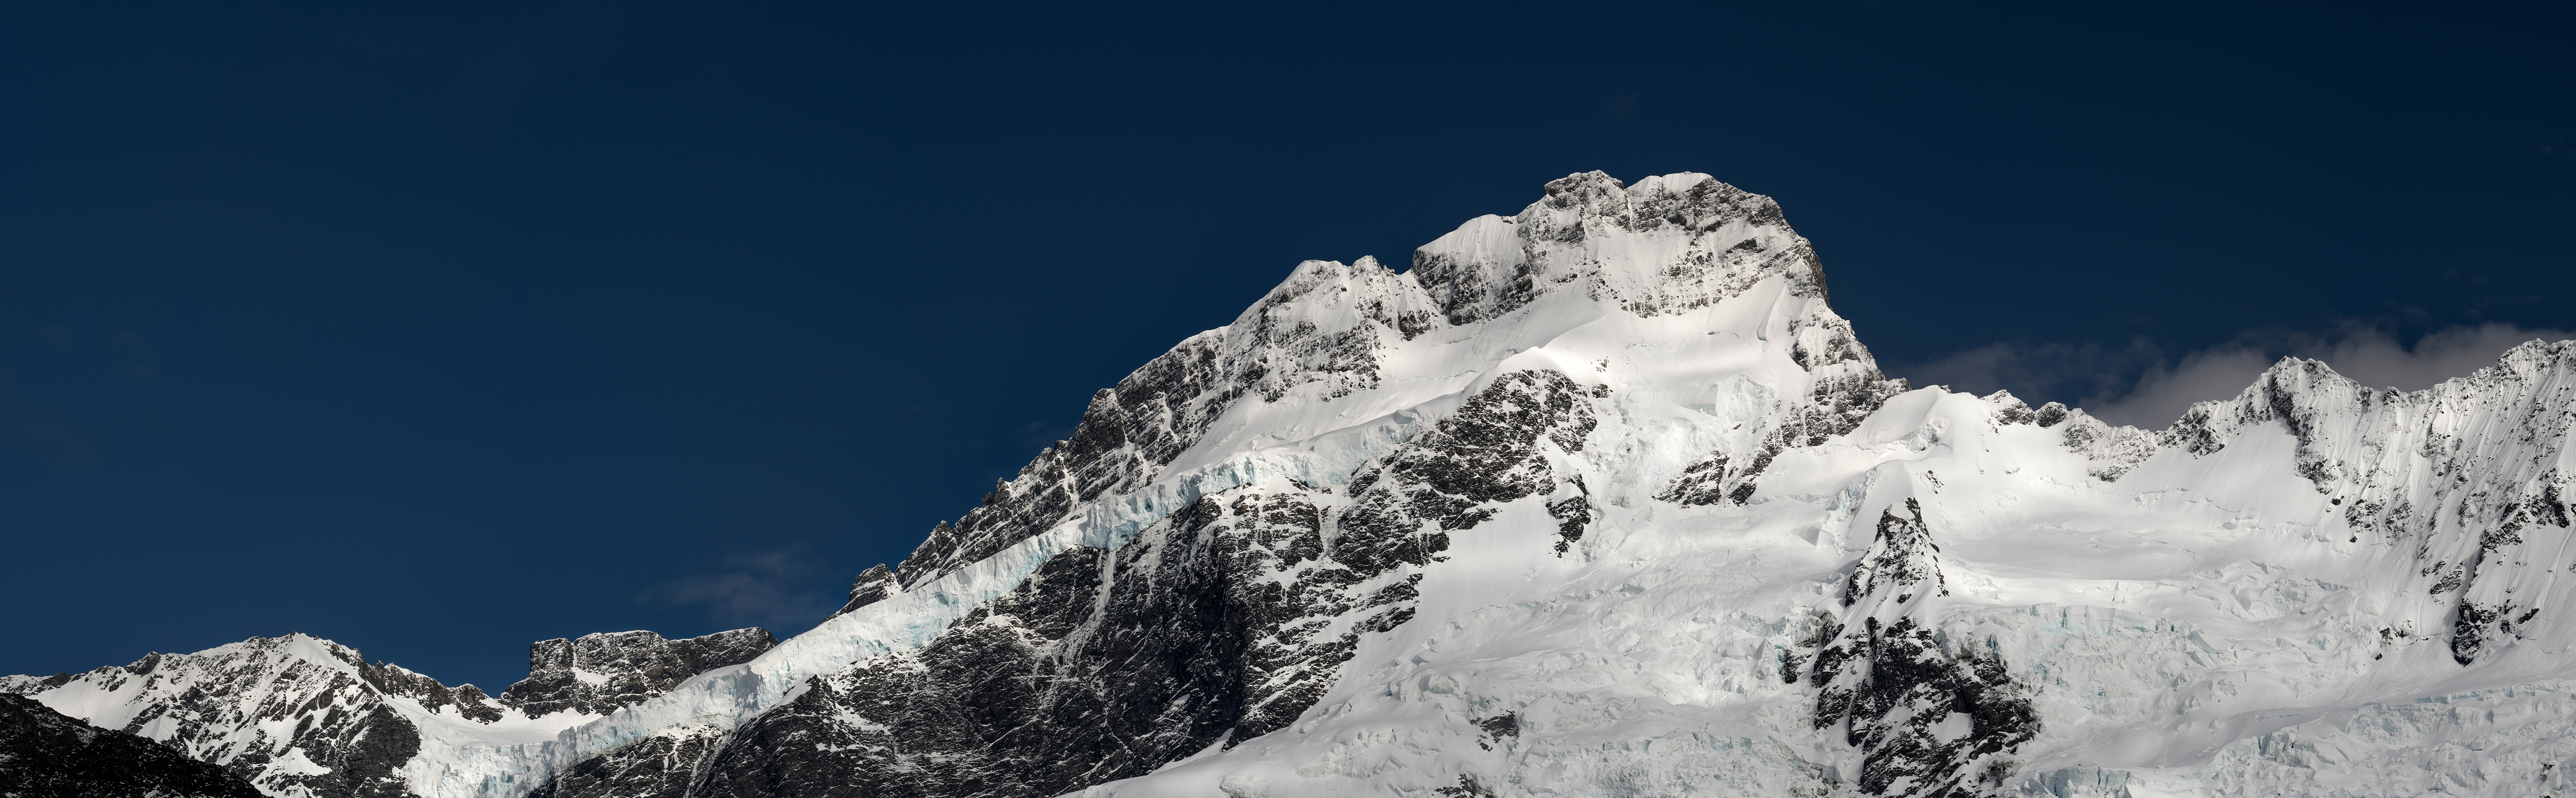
{"left": 4, "top": 2, "right": 2570, "bottom": 691}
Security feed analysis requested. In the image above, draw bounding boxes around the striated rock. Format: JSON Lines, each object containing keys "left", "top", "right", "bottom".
{"left": 523, "top": 726, "right": 728, "bottom": 798}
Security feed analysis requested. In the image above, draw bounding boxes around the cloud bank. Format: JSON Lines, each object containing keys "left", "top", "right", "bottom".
{"left": 1902, "top": 323, "right": 2574, "bottom": 430}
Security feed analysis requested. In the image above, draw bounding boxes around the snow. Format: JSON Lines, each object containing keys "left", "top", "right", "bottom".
{"left": 1046, "top": 178, "right": 2576, "bottom": 796}
{"left": 392, "top": 361, "right": 1481, "bottom": 796}
{"left": 18, "top": 171, "right": 2576, "bottom": 797}
{"left": 356, "top": 173, "right": 1910, "bottom": 798}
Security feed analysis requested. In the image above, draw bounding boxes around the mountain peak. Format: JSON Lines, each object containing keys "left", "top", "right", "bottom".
{"left": 25, "top": 173, "right": 2576, "bottom": 798}
{"left": 1410, "top": 171, "right": 1828, "bottom": 328}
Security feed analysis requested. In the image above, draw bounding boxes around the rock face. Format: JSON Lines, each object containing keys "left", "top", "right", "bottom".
{"left": 18, "top": 171, "right": 2576, "bottom": 798}
{"left": 499, "top": 628, "right": 779, "bottom": 718}
{"left": 0, "top": 693, "right": 264, "bottom": 798}
{"left": 656, "top": 368, "right": 1613, "bottom": 798}
{"left": 888, "top": 172, "right": 1873, "bottom": 591}
{"left": 512, "top": 170, "right": 1901, "bottom": 798}
{"left": 1801, "top": 498, "right": 2038, "bottom": 797}
{"left": 2157, "top": 346, "right": 2576, "bottom": 667}
{"left": 1, "top": 628, "right": 772, "bottom": 798}
{"left": 0, "top": 635, "right": 443, "bottom": 798}
{"left": 523, "top": 727, "right": 727, "bottom": 798}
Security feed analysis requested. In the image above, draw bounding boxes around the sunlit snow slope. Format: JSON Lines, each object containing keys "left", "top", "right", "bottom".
{"left": 15, "top": 172, "right": 2576, "bottom": 798}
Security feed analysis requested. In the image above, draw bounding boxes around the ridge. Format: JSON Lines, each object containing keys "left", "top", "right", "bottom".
{"left": 16, "top": 174, "right": 2576, "bottom": 798}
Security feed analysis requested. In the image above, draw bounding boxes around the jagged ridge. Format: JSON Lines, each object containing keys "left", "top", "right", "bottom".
{"left": 16, "top": 173, "right": 2576, "bottom": 798}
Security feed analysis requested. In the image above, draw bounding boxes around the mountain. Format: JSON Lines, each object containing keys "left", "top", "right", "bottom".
{"left": 0, "top": 693, "right": 263, "bottom": 798}
{"left": 13, "top": 171, "right": 2576, "bottom": 798}
{"left": 0, "top": 629, "right": 772, "bottom": 798}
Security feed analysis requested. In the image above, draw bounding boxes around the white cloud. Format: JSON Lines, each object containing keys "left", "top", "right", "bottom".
{"left": 2302, "top": 323, "right": 2567, "bottom": 391}
{"left": 2084, "top": 347, "right": 2273, "bottom": 428}
{"left": 1903, "top": 323, "right": 2573, "bottom": 430}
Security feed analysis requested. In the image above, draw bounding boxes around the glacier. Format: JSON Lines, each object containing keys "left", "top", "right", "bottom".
{"left": 9, "top": 171, "right": 2576, "bottom": 798}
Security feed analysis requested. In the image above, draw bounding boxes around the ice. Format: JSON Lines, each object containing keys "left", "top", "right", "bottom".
{"left": 19, "top": 172, "right": 2576, "bottom": 798}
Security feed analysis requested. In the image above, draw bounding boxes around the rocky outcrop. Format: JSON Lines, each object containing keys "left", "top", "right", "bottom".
{"left": 0, "top": 636, "right": 429, "bottom": 798}
{"left": 0, "top": 626, "right": 773, "bottom": 798}
{"left": 523, "top": 727, "right": 728, "bottom": 798}
{"left": 830, "top": 564, "right": 896, "bottom": 617}
{"left": 498, "top": 628, "right": 777, "bottom": 718}
{"left": 2160, "top": 344, "right": 2576, "bottom": 665}
{"left": 897, "top": 171, "right": 1860, "bottom": 588}
{"left": 1412, "top": 172, "right": 1833, "bottom": 323}
{"left": 1980, "top": 391, "right": 2158, "bottom": 481}
{"left": 1656, "top": 323, "right": 1909, "bottom": 505}
{"left": 1803, "top": 499, "right": 2037, "bottom": 798}
{"left": 521, "top": 171, "right": 1934, "bottom": 798}
{"left": 537, "top": 368, "right": 1608, "bottom": 798}
{"left": 886, "top": 256, "right": 1440, "bottom": 590}
{"left": 33, "top": 172, "right": 2576, "bottom": 798}
{"left": 0, "top": 693, "right": 264, "bottom": 798}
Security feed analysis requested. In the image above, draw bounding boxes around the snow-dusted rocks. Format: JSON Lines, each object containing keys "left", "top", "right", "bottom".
{"left": 1802, "top": 497, "right": 2038, "bottom": 797}
{"left": 15, "top": 171, "right": 2576, "bottom": 798}
{"left": 1, "top": 629, "right": 769, "bottom": 798}
{"left": 3, "top": 635, "right": 463, "bottom": 798}
{"left": 2154, "top": 344, "right": 2576, "bottom": 663}
{"left": 500, "top": 629, "right": 777, "bottom": 718}
{"left": 0, "top": 693, "right": 265, "bottom": 798}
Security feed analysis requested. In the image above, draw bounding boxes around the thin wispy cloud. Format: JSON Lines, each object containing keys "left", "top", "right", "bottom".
{"left": 2088, "top": 347, "right": 2277, "bottom": 429}
{"left": 1900, "top": 337, "right": 2164, "bottom": 411}
{"left": 639, "top": 545, "right": 844, "bottom": 630}
{"left": 1901, "top": 323, "right": 2574, "bottom": 430}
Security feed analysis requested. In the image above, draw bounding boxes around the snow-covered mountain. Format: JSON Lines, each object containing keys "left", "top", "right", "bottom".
{"left": 0, "top": 629, "right": 773, "bottom": 798}
{"left": 12, "top": 171, "right": 2576, "bottom": 798}
{"left": 0, "top": 692, "right": 263, "bottom": 797}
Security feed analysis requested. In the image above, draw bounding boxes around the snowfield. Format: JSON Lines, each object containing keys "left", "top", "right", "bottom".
{"left": 11, "top": 172, "right": 2576, "bottom": 798}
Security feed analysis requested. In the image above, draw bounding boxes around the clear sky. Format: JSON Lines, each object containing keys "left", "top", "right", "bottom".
{"left": 3, "top": 2, "right": 2570, "bottom": 692}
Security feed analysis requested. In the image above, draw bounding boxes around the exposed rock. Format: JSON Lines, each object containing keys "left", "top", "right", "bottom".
{"left": 524, "top": 727, "right": 728, "bottom": 798}
{"left": 24, "top": 172, "right": 2576, "bottom": 798}
{"left": 830, "top": 563, "right": 897, "bottom": 617}
{"left": 559, "top": 369, "right": 1608, "bottom": 798}
{"left": 0, "top": 636, "right": 431, "bottom": 798}
{"left": 0, "top": 693, "right": 264, "bottom": 798}
{"left": 2162, "top": 343, "right": 2576, "bottom": 664}
{"left": 1808, "top": 499, "right": 2036, "bottom": 798}
{"left": 499, "top": 628, "right": 778, "bottom": 718}
{"left": 0, "top": 627, "right": 772, "bottom": 797}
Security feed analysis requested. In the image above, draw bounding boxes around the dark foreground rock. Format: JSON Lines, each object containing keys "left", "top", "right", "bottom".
{"left": 0, "top": 693, "right": 264, "bottom": 798}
